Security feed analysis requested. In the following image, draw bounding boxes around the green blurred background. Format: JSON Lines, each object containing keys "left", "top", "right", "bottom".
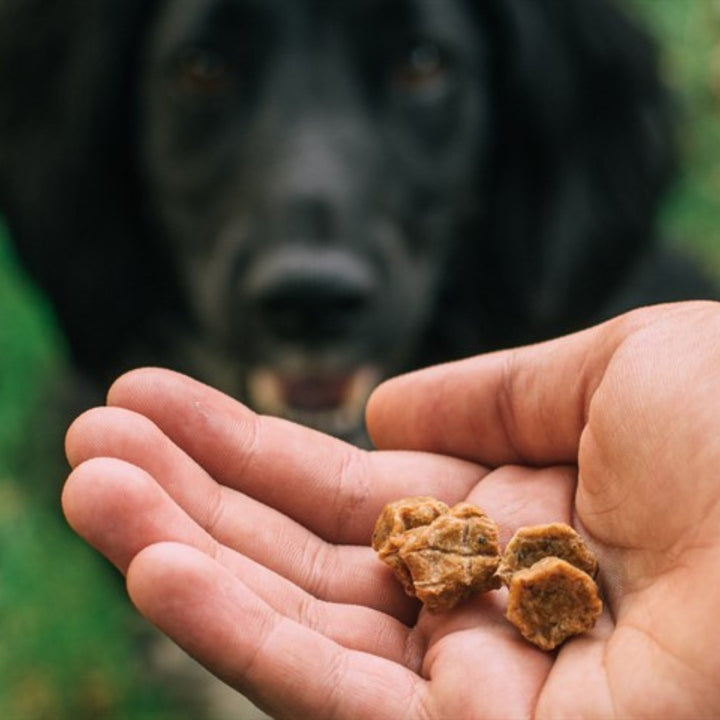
{"left": 1, "top": 1, "right": 720, "bottom": 718}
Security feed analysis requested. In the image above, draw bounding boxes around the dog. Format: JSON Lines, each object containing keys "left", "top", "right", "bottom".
{"left": 1, "top": 0, "right": 715, "bottom": 451}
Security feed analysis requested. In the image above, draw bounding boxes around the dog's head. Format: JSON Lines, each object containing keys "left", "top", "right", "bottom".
{"left": 0, "top": 0, "right": 676, "bottom": 443}
{"left": 136, "top": 0, "right": 491, "bottom": 440}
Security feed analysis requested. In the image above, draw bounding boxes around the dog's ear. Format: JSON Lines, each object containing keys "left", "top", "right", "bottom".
{"left": 470, "top": 0, "right": 677, "bottom": 335}
{"left": 0, "top": 0, "right": 180, "bottom": 382}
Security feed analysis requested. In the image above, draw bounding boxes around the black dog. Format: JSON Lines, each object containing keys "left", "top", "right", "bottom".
{"left": 0, "top": 0, "right": 714, "bottom": 447}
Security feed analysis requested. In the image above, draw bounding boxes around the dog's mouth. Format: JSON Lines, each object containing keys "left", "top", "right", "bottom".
{"left": 247, "top": 365, "right": 381, "bottom": 438}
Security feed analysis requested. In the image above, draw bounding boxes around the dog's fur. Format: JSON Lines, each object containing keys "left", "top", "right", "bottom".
{"left": 0, "top": 0, "right": 715, "bottom": 448}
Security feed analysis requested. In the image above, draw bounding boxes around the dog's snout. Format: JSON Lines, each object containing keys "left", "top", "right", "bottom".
{"left": 244, "top": 249, "right": 376, "bottom": 345}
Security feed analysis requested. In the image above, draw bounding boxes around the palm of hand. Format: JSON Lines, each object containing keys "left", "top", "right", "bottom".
{"left": 364, "top": 309, "right": 720, "bottom": 719}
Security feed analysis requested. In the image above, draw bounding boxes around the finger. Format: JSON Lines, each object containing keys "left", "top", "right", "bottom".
{"left": 366, "top": 305, "right": 683, "bottom": 465}
{"left": 65, "top": 407, "right": 418, "bottom": 617}
{"left": 63, "top": 446, "right": 417, "bottom": 621}
{"left": 66, "top": 406, "right": 224, "bottom": 538}
{"left": 62, "top": 458, "right": 418, "bottom": 659}
{"left": 102, "top": 369, "right": 488, "bottom": 544}
{"left": 127, "top": 542, "right": 428, "bottom": 720}
{"left": 62, "top": 455, "right": 215, "bottom": 573}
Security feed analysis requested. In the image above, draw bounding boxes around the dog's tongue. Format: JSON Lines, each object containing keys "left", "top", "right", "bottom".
{"left": 281, "top": 374, "right": 353, "bottom": 411}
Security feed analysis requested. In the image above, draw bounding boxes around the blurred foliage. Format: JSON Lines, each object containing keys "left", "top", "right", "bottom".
{"left": 0, "top": 235, "right": 185, "bottom": 714}
{"left": 0, "top": 1, "right": 719, "bottom": 718}
{"left": 0, "top": 481, "right": 188, "bottom": 719}
{"left": 0, "top": 221, "right": 62, "bottom": 476}
{"left": 633, "top": 0, "right": 720, "bottom": 267}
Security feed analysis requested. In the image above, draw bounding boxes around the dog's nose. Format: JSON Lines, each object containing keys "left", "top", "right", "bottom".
{"left": 257, "top": 275, "right": 370, "bottom": 342}
{"left": 244, "top": 249, "right": 376, "bottom": 344}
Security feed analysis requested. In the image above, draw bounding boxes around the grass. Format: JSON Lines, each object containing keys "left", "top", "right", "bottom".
{"left": 634, "top": 0, "right": 720, "bottom": 267}
{"left": 0, "top": 223, "right": 62, "bottom": 473}
{"left": 1, "top": 2, "right": 719, "bottom": 718}
{"left": 0, "top": 483, "right": 186, "bottom": 719}
{"left": 0, "top": 224, "right": 186, "bottom": 717}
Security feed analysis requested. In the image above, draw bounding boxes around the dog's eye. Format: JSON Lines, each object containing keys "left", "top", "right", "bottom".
{"left": 392, "top": 41, "right": 450, "bottom": 95}
{"left": 174, "top": 48, "right": 232, "bottom": 94}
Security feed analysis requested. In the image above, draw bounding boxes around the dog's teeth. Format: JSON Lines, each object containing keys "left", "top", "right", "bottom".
{"left": 247, "top": 368, "right": 285, "bottom": 415}
{"left": 247, "top": 364, "right": 381, "bottom": 437}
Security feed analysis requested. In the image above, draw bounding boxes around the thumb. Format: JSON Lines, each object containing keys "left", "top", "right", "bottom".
{"left": 365, "top": 303, "right": 704, "bottom": 467}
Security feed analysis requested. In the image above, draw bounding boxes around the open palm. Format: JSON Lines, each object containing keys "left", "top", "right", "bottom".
{"left": 63, "top": 302, "right": 720, "bottom": 719}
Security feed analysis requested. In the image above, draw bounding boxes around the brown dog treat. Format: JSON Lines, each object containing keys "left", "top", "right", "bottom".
{"left": 372, "top": 500, "right": 604, "bottom": 638}
{"left": 372, "top": 496, "right": 450, "bottom": 554}
{"left": 505, "top": 557, "right": 603, "bottom": 650}
{"left": 399, "top": 504, "right": 501, "bottom": 611}
{"left": 372, "top": 496, "right": 451, "bottom": 596}
{"left": 372, "top": 497, "right": 500, "bottom": 611}
{"left": 497, "top": 523, "right": 598, "bottom": 586}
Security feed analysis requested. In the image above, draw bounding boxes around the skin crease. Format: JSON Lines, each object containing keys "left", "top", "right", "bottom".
{"left": 62, "top": 301, "right": 720, "bottom": 719}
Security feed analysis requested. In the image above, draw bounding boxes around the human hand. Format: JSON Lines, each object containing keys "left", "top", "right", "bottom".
{"left": 63, "top": 301, "right": 720, "bottom": 718}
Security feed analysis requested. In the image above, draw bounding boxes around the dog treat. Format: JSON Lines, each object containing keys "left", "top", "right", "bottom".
{"left": 505, "top": 557, "right": 603, "bottom": 650}
{"left": 372, "top": 496, "right": 451, "bottom": 596}
{"left": 498, "top": 523, "right": 601, "bottom": 649}
{"left": 496, "top": 523, "right": 598, "bottom": 585}
{"left": 373, "top": 498, "right": 603, "bottom": 649}
{"left": 372, "top": 496, "right": 451, "bottom": 553}
{"left": 372, "top": 497, "right": 501, "bottom": 611}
